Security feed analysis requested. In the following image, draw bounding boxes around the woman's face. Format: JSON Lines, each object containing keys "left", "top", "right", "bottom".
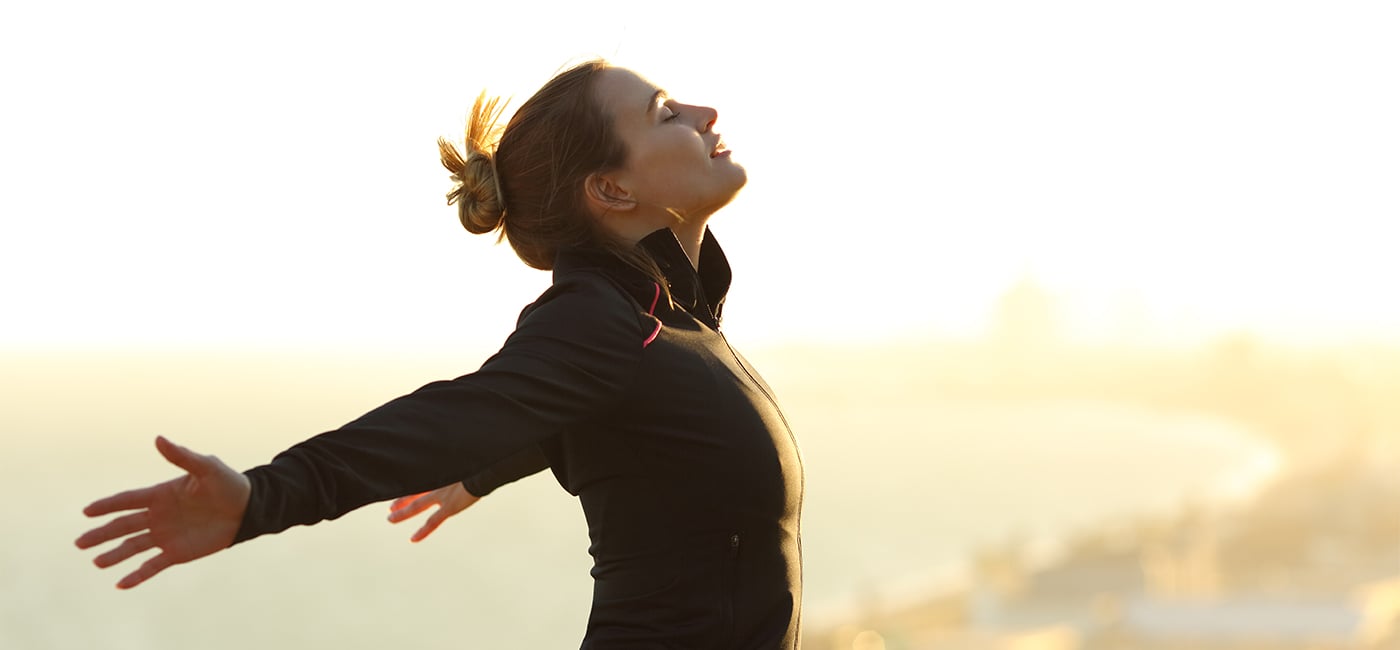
{"left": 593, "top": 67, "right": 747, "bottom": 224}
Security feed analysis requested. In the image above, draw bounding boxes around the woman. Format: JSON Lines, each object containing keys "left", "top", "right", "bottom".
{"left": 76, "top": 60, "right": 804, "bottom": 649}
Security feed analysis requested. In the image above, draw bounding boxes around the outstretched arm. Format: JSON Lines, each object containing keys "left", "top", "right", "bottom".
{"left": 76, "top": 272, "right": 642, "bottom": 587}
{"left": 75, "top": 436, "right": 250, "bottom": 589}
{"left": 233, "top": 273, "right": 642, "bottom": 544}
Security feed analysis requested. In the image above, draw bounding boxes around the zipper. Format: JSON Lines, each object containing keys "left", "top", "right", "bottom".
{"left": 719, "top": 330, "right": 800, "bottom": 458}
{"left": 678, "top": 271, "right": 790, "bottom": 439}
{"left": 685, "top": 271, "right": 786, "bottom": 433}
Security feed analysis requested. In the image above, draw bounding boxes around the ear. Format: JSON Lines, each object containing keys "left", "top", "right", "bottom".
{"left": 583, "top": 171, "right": 637, "bottom": 215}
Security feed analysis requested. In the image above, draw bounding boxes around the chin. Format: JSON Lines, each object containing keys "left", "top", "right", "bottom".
{"left": 706, "top": 186, "right": 746, "bottom": 217}
{"left": 681, "top": 168, "right": 748, "bottom": 218}
{"left": 723, "top": 162, "right": 748, "bottom": 194}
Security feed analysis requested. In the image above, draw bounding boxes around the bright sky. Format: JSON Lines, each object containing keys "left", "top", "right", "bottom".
{"left": 2, "top": 0, "right": 1397, "bottom": 353}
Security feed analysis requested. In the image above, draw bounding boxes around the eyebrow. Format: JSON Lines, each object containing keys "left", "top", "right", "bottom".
{"left": 644, "top": 89, "right": 669, "bottom": 115}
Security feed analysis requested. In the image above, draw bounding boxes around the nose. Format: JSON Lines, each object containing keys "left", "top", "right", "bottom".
{"left": 695, "top": 104, "right": 718, "bottom": 133}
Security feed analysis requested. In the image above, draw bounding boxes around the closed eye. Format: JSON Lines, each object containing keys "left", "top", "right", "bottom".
{"left": 660, "top": 100, "right": 681, "bottom": 122}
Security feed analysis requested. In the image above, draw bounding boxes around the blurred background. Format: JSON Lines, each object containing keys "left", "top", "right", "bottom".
{"left": 2, "top": 1, "right": 1397, "bottom": 648}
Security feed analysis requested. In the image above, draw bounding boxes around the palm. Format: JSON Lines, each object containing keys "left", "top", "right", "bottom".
{"left": 76, "top": 436, "right": 250, "bottom": 589}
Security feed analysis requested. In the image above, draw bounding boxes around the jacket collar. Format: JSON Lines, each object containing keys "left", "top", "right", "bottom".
{"left": 554, "top": 227, "right": 732, "bottom": 326}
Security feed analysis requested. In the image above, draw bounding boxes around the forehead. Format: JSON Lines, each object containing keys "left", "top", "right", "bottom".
{"left": 594, "top": 67, "right": 662, "bottom": 120}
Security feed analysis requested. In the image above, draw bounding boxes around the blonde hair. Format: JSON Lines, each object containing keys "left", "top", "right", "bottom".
{"left": 439, "top": 92, "right": 509, "bottom": 237}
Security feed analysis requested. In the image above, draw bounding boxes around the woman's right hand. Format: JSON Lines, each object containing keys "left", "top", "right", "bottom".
{"left": 387, "top": 482, "right": 481, "bottom": 542}
{"left": 75, "top": 436, "right": 250, "bottom": 589}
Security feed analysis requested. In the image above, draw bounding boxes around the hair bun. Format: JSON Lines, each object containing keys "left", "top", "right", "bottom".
{"left": 442, "top": 149, "right": 505, "bottom": 234}
{"left": 439, "top": 92, "right": 509, "bottom": 236}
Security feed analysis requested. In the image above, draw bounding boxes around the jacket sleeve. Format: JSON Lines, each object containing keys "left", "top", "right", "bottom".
{"left": 233, "top": 273, "right": 644, "bottom": 544}
{"left": 460, "top": 443, "right": 549, "bottom": 497}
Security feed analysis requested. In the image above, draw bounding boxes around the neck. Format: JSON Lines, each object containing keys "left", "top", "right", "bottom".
{"left": 597, "top": 206, "right": 712, "bottom": 269}
{"left": 669, "top": 218, "right": 708, "bottom": 270}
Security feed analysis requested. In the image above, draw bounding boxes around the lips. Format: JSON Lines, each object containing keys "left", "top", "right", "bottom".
{"left": 710, "top": 136, "right": 729, "bottom": 158}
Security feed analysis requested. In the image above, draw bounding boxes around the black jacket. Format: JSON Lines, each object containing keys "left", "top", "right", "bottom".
{"left": 234, "top": 227, "right": 805, "bottom": 649}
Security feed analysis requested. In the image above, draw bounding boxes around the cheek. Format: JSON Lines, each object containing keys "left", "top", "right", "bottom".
{"left": 641, "top": 134, "right": 703, "bottom": 169}
{"left": 635, "top": 141, "right": 706, "bottom": 186}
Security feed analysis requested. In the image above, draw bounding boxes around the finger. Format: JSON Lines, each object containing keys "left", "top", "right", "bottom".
{"left": 75, "top": 511, "right": 150, "bottom": 549}
{"left": 411, "top": 510, "right": 449, "bottom": 543}
{"left": 155, "top": 436, "right": 211, "bottom": 474}
{"left": 117, "top": 551, "right": 174, "bottom": 590}
{"left": 84, "top": 485, "right": 162, "bottom": 517}
{"left": 94, "top": 532, "right": 155, "bottom": 568}
{"left": 387, "top": 495, "right": 437, "bottom": 523}
{"left": 390, "top": 492, "right": 427, "bottom": 511}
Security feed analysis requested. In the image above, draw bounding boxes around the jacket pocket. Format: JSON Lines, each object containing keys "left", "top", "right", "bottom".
{"left": 721, "top": 532, "right": 741, "bottom": 648}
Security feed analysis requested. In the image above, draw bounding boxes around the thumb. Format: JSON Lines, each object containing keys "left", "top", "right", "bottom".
{"left": 155, "top": 436, "right": 210, "bottom": 474}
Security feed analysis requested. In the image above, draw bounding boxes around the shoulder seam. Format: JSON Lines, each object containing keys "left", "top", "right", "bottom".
{"left": 552, "top": 268, "right": 654, "bottom": 339}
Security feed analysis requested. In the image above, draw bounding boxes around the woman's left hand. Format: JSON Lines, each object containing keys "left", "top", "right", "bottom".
{"left": 387, "top": 483, "right": 481, "bottom": 542}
